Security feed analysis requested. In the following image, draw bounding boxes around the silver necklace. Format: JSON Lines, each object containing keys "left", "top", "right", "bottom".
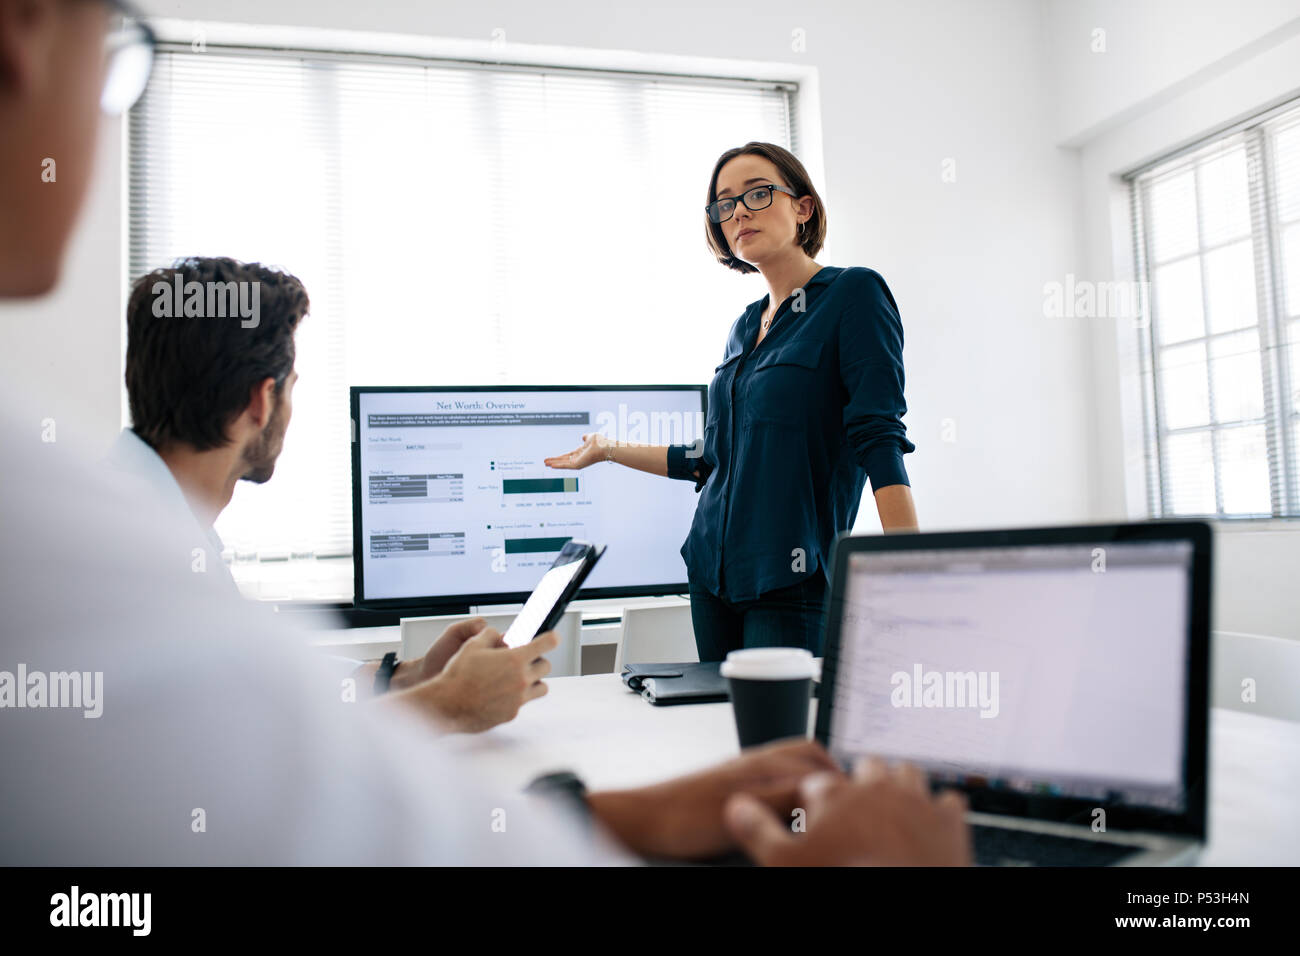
{"left": 761, "top": 265, "right": 821, "bottom": 336}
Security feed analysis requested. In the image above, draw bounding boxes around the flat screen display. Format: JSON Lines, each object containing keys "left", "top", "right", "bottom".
{"left": 351, "top": 385, "right": 705, "bottom": 609}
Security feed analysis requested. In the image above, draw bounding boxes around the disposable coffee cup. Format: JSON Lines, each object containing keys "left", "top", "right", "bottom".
{"left": 720, "top": 648, "right": 816, "bottom": 749}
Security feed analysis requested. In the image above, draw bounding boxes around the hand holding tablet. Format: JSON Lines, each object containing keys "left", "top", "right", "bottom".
{"left": 502, "top": 541, "right": 606, "bottom": 649}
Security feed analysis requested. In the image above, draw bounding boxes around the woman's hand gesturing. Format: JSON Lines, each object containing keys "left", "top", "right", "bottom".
{"left": 544, "top": 433, "right": 609, "bottom": 470}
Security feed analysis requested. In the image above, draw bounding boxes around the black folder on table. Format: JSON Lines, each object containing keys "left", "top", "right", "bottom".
{"left": 621, "top": 661, "right": 728, "bottom": 705}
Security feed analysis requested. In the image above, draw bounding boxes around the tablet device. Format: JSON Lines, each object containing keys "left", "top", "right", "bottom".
{"left": 502, "top": 541, "right": 606, "bottom": 648}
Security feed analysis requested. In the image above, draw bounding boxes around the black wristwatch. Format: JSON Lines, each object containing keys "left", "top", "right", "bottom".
{"left": 374, "top": 652, "right": 399, "bottom": 695}
{"left": 525, "top": 771, "right": 591, "bottom": 823}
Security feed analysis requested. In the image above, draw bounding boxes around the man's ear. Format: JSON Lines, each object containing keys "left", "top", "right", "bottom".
{"left": 245, "top": 377, "right": 278, "bottom": 429}
{"left": 0, "top": 0, "right": 55, "bottom": 93}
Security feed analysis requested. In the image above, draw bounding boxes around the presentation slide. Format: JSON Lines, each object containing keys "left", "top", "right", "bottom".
{"left": 354, "top": 387, "right": 704, "bottom": 603}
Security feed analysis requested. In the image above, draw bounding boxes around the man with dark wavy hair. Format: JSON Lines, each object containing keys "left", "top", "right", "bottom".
{"left": 111, "top": 256, "right": 569, "bottom": 729}
{"left": 110, "top": 257, "right": 306, "bottom": 573}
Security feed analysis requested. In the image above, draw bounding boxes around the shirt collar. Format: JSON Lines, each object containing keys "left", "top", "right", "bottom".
{"left": 746, "top": 265, "right": 841, "bottom": 336}
{"left": 106, "top": 428, "right": 223, "bottom": 552}
{"left": 802, "top": 265, "right": 839, "bottom": 289}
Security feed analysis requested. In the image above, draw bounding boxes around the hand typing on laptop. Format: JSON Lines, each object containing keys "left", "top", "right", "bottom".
{"left": 577, "top": 741, "right": 967, "bottom": 866}
{"left": 585, "top": 739, "right": 841, "bottom": 860}
{"left": 723, "top": 756, "right": 973, "bottom": 866}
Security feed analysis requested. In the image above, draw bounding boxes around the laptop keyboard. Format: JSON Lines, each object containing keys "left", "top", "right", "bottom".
{"left": 972, "top": 825, "right": 1144, "bottom": 866}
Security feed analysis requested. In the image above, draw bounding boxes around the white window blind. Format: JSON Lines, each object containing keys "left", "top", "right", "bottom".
{"left": 128, "top": 46, "right": 797, "bottom": 590}
{"left": 1129, "top": 98, "right": 1300, "bottom": 518}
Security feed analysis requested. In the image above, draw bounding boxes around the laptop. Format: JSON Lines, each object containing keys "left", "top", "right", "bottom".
{"left": 815, "top": 522, "right": 1211, "bottom": 867}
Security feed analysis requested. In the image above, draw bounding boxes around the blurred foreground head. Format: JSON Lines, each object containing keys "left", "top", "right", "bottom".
{"left": 0, "top": 0, "right": 152, "bottom": 296}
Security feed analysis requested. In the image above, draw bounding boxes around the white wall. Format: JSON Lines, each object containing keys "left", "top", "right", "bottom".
{"left": 1045, "top": 0, "right": 1300, "bottom": 639}
{"left": 0, "top": 0, "right": 1091, "bottom": 536}
{"left": 1048, "top": 0, "right": 1300, "bottom": 145}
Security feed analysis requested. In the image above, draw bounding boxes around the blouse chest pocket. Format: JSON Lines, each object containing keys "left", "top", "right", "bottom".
{"left": 744, "top": 340, "right": 825, "bottom": 428}
{"left": 707, "top": 351, "right": 743, "bottom": 426}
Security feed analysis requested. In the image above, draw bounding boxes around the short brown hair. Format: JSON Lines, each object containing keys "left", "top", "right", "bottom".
{"left": 704, "top": 142, "right": 827, "bottom": 274}
{"left": 125, "top": 257, "right": 309, "bottom": 452}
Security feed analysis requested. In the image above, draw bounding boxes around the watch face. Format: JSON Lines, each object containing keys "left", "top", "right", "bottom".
{"left": 527, "top": 771, "right": 585, "bottom": 794}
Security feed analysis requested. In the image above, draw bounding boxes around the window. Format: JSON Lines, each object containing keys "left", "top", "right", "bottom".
{"left": 1130, "top": 99, "right": 1300, "bottom": 519}
{"left": 129, "top": 45, "right": 798, "bottom": 597}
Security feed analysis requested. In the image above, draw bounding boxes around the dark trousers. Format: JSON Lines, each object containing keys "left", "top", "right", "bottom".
{"left": 689, "top": 574, "right": 829, "bottom": 662}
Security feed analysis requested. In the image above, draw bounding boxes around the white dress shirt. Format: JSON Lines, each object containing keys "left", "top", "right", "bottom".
{"left": 104, "top": 428, "right": 230, "bottom": 584}
{"left": 0, "top": 409, "right": 629, "bottom": 865}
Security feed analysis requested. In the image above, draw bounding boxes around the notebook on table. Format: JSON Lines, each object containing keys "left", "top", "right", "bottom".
{"left": 622, "top": 659, "right": 823, "bottom": 705}
{"left": 621, "top": 662, "right": 728, "bottom": 705}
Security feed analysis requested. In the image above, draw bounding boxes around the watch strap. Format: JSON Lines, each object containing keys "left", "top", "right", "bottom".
{"left": 374, "top": 651, "right": 399, "bottom": 695}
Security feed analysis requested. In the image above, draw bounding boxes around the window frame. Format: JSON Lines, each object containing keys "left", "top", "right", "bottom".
{"left": 1128, "top": 98, "right": 1300, "bottom": 521}
{"left": 123, "top": 19, "right": 819, "bottom": 600}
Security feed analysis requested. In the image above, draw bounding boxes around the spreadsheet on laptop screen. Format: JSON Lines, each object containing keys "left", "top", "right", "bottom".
{"left": 825, "top": 541, "right": 1193, "bottom": 811}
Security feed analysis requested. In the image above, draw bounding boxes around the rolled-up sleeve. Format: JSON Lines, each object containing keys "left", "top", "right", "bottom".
{"left": 838, "top": 270, "right": 915, "bottom": 490}
{"left": 666, "top": 441, "right": 713, "bottom": 492}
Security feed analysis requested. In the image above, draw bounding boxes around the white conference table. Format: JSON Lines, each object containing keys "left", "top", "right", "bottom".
{"left": 438, "top": 673, "right": 1300, "bottom": 866}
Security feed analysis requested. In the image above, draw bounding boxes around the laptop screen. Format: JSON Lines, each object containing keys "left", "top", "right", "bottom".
{"left": 823, "top": 539, "right": 1193, "bottom": 813}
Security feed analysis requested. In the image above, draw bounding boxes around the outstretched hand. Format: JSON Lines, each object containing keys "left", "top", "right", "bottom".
{"left": 544, "top": 433, "right": 607, "bottom": 471}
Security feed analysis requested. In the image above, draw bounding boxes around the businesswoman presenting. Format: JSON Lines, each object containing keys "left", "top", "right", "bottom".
{"left": 545, "top": 142, "right": 916, "bottom": 660}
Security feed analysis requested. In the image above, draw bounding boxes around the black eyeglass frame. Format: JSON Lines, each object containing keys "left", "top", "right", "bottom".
{"left": 100, "top": 0, "right": 157, "bottom": 114}
{"left": 103, "top": 0, "right": 155, "bottom": 42}
{"left": 705, "top": 183, "right": 798, "bottom": 224}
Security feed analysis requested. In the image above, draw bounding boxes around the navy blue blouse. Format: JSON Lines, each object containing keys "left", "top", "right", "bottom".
{"left": 666, "top": 265, "right": 914, "bottom": 601}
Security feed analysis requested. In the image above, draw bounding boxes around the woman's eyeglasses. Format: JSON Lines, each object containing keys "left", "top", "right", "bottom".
{"left": 706, "top": 183, "right": 797, "bottom": 224}
{"left": 101, "top": 0, "right": 157, "bottom": 115}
